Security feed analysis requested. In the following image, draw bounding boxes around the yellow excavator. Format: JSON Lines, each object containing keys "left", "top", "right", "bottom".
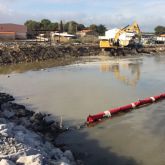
{"left": 100, "top": 60, "right": 141, "bottom": 87}
{"left": 99, "top": 22, "right": 141, "bottom": 49}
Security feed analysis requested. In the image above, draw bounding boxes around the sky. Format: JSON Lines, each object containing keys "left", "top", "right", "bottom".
{"left": 0, "top": 0, "right": 164, "bottom": 32}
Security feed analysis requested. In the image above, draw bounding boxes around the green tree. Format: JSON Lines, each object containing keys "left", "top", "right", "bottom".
{"left": 24, "top": 20, "right": 41, "bottom": 38}
{"left": 96, "top": 24, "right": 107, "bottom": 35}
{"left": 25, "top": 20, "right": 40, "bottom": 30}
{"left": 59, "top": 20, "right": 64, "bottom": 33}
{"left": 77, "top": 24, "right": 85, "bottom": 31}
{"left": 88, "top": 24, "right": 106, "bottom": 35}
{"left": 40, "top": 19, "right": 51, "bottom": 30}
{"left": 63, "top": 21, "right": 78, "bottom": 34}
{"left": 68, "top": 22, "right": 74, "bottom": 34}
{"left": 48, "top": 22, "right": 59, "bottom": 31}
{"left": 64, "top": 22, "right": 69, "bottom": 32}
{"left": 89, "top": 24, "right": 97, "bottom": 31}
{"left": 155, "top": 26, "right": 165, "bottom": 35}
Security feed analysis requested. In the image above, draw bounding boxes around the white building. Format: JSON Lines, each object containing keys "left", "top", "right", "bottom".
{"left": 50, "top": 32, "right": 76, "bottom": 42}
{"left": 99, "top": 28, "right": 136, "bottom": 44}
{"left": 156, "top": 34, "right": 165, "bottom": 43}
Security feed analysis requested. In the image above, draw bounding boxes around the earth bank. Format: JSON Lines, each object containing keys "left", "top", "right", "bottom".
{"left": 0, "top": 42, "right": 165, "bottom": 65}
{"left": 0, "top": 92, "right": 80, "bottom": 165}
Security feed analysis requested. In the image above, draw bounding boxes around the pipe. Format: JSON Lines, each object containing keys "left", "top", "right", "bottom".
{"left": 87, "top": 93, "right": 165, "bottom": 124}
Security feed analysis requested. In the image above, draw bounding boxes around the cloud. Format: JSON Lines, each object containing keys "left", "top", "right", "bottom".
{"left": 0, "top": 4, "right": 9, "bottom": 13}
{"left": 33, "top": 0, "right": 82, "bottom": 5}
{"left": 0, "top": 0, "right": 164, "bottom": 31}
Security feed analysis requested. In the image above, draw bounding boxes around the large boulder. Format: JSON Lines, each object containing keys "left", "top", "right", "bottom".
{"left": 63, "top": 150, "right": 75, "bottom": 162}
{"left": 3, "top": 110, "right": 15, "bottom": 119}
{"left": 16, "top": 154, "right": 43, "bottom": 165}
{"left": 0, "top": 159, "right": 15, "bottom": 165}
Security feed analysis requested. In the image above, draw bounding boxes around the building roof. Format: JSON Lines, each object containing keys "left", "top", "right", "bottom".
{"left": 141, "top": 33, "right": 155, "bottom": 37}
{"left": 0, "top": 23, "right": 27, "bottom": 33}
{"left": 0, "top": 32, "right": 15, "bottom": 34}
{"left": 53, "top": 32, "right": 75, "bottom": 37}
{"left": 160, "top": 34, "right": 165, "bottom": 37}
{"left": 79, "top": 29, "right": 92, "bottom": 33}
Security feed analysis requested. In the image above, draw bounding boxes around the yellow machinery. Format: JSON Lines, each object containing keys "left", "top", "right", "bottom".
{"left": 100, "top": 61, "right": 141, "bottom": 86}
{"left": 99, "top": 22, "right": 141, "bottom": 49}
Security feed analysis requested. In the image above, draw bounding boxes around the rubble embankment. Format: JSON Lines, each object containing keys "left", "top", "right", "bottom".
{"left": 137, "top": 45, "right": 165, "bottom": 54}
{"left": 0, "top": 92, "right": 78, "bottom": 165}
{"left": 0, "top": 42, "right": 100, "bottom": 66}
{"left": 0, "top": 42, "right": 165, "bottom": 65}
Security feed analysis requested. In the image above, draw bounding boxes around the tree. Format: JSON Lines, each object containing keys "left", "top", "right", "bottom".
{"left": 96, "top": 24, "right": 107, "bottom": 35}
{"left": 155, "top": 26, "right": 165, "bottom": 35}
{"left": 88, "top": 24, "right": 106, "bottom": 35}
{"left": 64, "top": 22, "right": 69, "bottom": 32}
{"left": 59, "top": 20, "right": 64, "bottom": 33}
{"left": 77, "top": 24, "right": 85, "bottom": 31}
{"left": 89, "top": 24, "right": 97, "bottom": 31}
{"left": 40, "top": 19, "right": 51, "bottom": 30}
{"left": 24, "top": 20, "right": 41, "bottom": 38}
{"left": 25, "top": 20, "right": 40, "bottom": 30}
{"left": 68, "top": 22, "right": 75, "bottom": 34}
{"left": 24, "top": 19, "right": 107, "bottom": 38}
{"left": 66, "top": 21, "right": 78, "bottom": 34}
{"left": 48, "top": 22, "right": 59, "bottom": 31}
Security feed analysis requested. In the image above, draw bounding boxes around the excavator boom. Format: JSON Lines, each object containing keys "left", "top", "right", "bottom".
{"left": 114, "top": 22, "right": 141, "bottom": 42}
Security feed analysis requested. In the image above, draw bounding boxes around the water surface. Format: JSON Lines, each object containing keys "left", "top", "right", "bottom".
{"left": 0, "top": 55, "right": 165, "bottom": 165}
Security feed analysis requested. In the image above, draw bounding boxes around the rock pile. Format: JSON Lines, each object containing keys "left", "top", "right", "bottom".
{"left": 0, "top": 41, "right": 164, "bottom": 66}
{"left": 137, "top": 45, "right": 165, "bottom": 54}
{"left": 0, "top": 93, "right": 77, "bottom": 165}
{"left": 0, "top": 42, "right": 100, "bottom": 65}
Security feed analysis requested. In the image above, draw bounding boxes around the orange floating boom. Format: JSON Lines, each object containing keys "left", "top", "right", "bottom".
{"left": 87, "top": 93, "right": 165, "bottom": 124}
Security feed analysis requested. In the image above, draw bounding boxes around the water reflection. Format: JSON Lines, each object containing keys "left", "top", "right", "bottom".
{"left": 100, "top": 59, "right": 142, "bottom": 87}
{"left": 0, "top": 57, "right": 78, "bottom": 75}
{"left": 154, "top": 55, "right": 165, "bottom": 64}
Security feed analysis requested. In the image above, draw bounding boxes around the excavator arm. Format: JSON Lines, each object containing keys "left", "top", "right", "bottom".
{"left": 114, "top": 22, "right": 141, "bottom": 43}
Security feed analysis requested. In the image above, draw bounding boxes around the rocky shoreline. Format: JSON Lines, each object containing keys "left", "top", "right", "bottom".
{"left": 0, "top": 92, "right": 78, "bottom": 165}
{"left": 0, "top": 42, "right": 165, "bottom": 66}
{"left": 0, "top": 42, "right": 100, "bottom": 66}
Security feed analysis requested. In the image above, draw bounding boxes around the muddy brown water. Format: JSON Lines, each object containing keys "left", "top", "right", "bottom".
{"left": 0, "top": 55, "right": 165, "bottom": 165}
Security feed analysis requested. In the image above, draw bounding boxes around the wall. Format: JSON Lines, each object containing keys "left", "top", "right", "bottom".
{"left": 0, "top": 32, "right": 15, "bottom": 40}
{"left": 0, "top": 24, "right": 27, "bottom": 40}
